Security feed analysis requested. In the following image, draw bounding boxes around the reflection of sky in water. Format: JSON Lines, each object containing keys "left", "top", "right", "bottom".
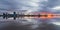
{"left": 0, "top": 0, "right": 60, "bottom": 30}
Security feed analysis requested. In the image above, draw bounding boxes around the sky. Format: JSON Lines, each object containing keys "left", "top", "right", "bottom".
{"left": 0, "top": 0, "right": 60, "bottom": 13}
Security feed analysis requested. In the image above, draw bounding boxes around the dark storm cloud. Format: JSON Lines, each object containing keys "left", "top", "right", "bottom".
{"left": 48, "top": 0, "right": 58, "bottom": 7}
{"left": 0, "top": 0, "right": 40, "bottom": 12}
{"left": 47, "top": 0, "right": 60, "bottom": 13}
{"left": 48, "top": 0, "right": 60, "bottom": 7}
{"left": 0, "top": 0, "right": 20, "bottom": 11}
{"left": 37, "top": 0, "right": 60, "bottom": 12}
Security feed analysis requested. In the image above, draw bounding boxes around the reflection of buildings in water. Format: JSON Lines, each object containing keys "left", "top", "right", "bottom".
{"left": 0, "top": 21, "right": 33, "bottom": 30}
{"left": 0, "top": 21, "right": 60, "bottom": 30}
{"left": 36, "top": 22, "right": 58, "bottom": 30}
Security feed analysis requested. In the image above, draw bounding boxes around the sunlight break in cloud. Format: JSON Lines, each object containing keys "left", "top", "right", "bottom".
{"left": 52, "top": 6, "right": 60, "bottom": 10}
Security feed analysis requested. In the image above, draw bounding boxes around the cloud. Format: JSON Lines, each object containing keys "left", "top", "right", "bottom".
{"left": 52, "top": 6, "right": 60, "bottom": 10}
